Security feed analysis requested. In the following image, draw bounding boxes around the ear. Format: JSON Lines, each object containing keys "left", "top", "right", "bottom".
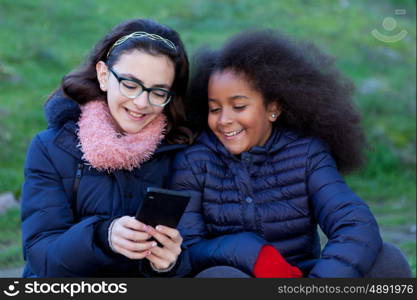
{"left": 267, "top": 101, "right": 281, "bottom": 122}
{"left": 96, "top": 61, "right": 109, "bottom": 92}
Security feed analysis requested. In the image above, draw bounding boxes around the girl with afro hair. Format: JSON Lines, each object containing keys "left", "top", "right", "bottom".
{"left": 171, "top": 30, "right": 411, "bottom": 277}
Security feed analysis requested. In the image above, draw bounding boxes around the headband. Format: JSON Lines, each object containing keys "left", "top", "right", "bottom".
{"left": 106, "top": 31, "right": 177, "bottom": 58}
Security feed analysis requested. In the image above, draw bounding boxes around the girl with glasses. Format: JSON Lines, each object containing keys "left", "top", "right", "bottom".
{"left": 21, "top": 18, "right": 193, "bottom": 277}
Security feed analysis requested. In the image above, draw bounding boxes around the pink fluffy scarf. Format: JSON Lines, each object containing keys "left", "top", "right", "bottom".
{"left": 77, "top": 100, "right": 166, "bottom": 172}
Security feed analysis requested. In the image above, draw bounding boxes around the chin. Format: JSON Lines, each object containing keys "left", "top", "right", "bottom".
{"left": 226, "top": 146, "right": 244, "bottom": 155}
{"left": 120, "top": 125, "right": 140, "bottom": 134}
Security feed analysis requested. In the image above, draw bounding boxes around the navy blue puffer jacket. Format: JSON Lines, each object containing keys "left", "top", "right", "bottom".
{"left": 172, "top": 129, "right": 382, "bottom": 277}
{"left": 21, "top": 94, "right": 186, "bottom": 277}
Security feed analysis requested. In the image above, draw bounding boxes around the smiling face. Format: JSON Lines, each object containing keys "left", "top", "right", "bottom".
{"left": 96, "top": 50, "right": 175, "bottom": 134}
{"left": 207, "top": 70, "right": 280, "bottom": 155}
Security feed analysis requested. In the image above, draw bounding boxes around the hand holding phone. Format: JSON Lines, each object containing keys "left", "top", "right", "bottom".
{"left": 108, "top": 216, "right": 156, "bottom": 260}
{"left": 135, "top": 187, "right": 190, "bottom": 270}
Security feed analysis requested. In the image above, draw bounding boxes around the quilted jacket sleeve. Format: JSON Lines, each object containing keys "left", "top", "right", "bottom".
{"left": 306, "top": 139, "right": 382, "bottom": 277}
{"left": 21, "top": 134, "right": 122, "bottom": 277}
{"left": 171, "top": 150, "right": 266, "bottom": 276}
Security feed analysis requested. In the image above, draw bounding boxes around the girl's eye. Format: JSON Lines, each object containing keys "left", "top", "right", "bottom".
{"left": 122, "top": 82, "right": 138, "bottom": 90}
{"left": 209, "top": 107, "right": 221, "bottom": 113}
{"left": 152, "top": 91, "right": 166, "bottom": 98}
{"left": 234, "top": 105, "right": 246, "bottom": 110}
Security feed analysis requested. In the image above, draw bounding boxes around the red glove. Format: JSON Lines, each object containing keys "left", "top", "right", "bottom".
{"left": 253, "top": 245, "right": 303, "bottom": 278}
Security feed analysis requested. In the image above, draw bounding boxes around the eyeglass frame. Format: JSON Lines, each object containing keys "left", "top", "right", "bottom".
{"left": 107, "top": 67, "right": 175, "bottom": 107}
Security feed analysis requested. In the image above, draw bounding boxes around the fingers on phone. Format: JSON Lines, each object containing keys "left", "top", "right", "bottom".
{"left": 149, "top": 234, "right": 182, "bottom": 258}
{"left": 155, "top": 225, "right": 183, "bottom": 244}
{"left": 123, "top": 216, "right": 148, "bottom": 231}
{"left": 116, "top": 224, "right": 150, "bottom": 241}
{"left": 113, "top": 238, "right": 157, "bottom": 259}
{"left": 149, "top": 244, "right": 180, "bottom": 259}
{"left": 124, "top": 239, "right": 156, "bottom": 252}
{"left": 126, "top": 230, "right": 151, "bottom": 242}
{"left": 147, "top": 253, "right": 175, "bottom": 270}
{"left": 118, "top": 248, "right": 150, "bottom": 260}
{"left": 147, "top": 228, "right": 174, "bottom": 248}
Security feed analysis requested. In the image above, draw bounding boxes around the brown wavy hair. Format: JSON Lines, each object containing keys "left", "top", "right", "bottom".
{"left": 56, "top": 18, "right": 193, "bottom": 144}
{"left": 186, "top": 30, "right": 366, "bottom": 173}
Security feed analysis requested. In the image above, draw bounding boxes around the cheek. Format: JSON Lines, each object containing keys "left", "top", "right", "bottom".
{"left": 106, "top": 95, "right": 118, "bottom": 112}
{"left": 106, "top": 81, "right": 122, "bottom": 101}
{"left": 207, "top": 114, "right": 217, "bottom": 131}
{"left": 153, "top": 106, "right": 164, "bottom": 115}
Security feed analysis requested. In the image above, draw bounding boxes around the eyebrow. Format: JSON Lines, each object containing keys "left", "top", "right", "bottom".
{"left": 119, "top": 72, "right": 171, "bottom": 90}
{"left": 229, "top": 95, "right": 249, "bottom": 100}
{"left": 208, "top": 95, "right": 249, "bottom": 102}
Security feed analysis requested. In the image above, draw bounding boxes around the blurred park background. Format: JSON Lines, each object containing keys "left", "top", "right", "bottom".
{"left": 0, "top": 0, "right": 415, "bottom": 276}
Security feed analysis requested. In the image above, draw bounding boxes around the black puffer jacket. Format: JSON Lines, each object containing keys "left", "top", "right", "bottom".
{"left": 172, "top": 129, "right": 382, "bottom": 277}
{"left": 21, "top": 94, "right": 186, "bottom": 277}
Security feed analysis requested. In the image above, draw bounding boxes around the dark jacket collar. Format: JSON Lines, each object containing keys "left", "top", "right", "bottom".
{"left": 44, "top": 90, "right": 81, "bottom": 129}
{"left": 53, "top": 121, "right": 83, "bottom": 159}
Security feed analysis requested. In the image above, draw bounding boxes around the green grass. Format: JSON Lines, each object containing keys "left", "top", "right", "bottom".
{"left": 0, "top": 208, "right": 23, "bottom": 269}
{"left": 400, "top": 242, "right": 417, "bottom": 277}
{"left": 0, "top": 0, "right": 415, "bottom": 275}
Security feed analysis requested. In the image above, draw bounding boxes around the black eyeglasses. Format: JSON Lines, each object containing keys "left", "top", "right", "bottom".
{"left": 108, "top": 67, "right": 174, "bottom": 107}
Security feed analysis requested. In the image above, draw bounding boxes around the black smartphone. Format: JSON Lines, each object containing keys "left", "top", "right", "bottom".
{"left": 135, "top": 187, "right": 191, "bottom": 228}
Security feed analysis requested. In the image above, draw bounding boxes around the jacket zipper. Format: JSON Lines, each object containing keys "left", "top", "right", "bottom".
{"left": 72, "top": 162, "right": 84, "bottom": 219}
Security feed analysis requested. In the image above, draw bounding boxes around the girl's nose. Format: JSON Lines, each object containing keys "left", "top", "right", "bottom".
{"left": 132, "top": 91, "right": 149, "bottom": 109}
{"left": 219, "top": 111, "right": 233, "bottom": 126}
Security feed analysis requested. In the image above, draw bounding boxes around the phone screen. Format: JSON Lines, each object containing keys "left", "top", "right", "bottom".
{"left": 135, "top": 187, "right": 191, "bottom": 228}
